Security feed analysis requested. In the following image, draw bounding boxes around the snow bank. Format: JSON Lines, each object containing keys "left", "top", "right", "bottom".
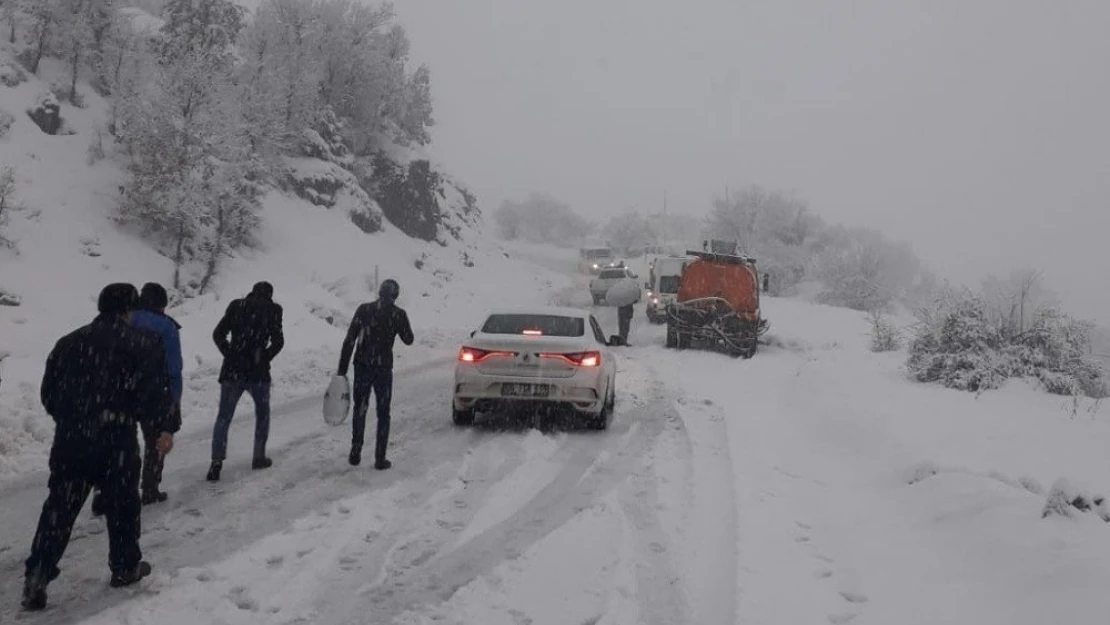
{"left": 656, "top": 295, "right": 1110, "bottom": 624}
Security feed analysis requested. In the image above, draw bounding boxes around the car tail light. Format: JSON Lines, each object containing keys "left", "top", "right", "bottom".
{"left": 458, "top": 347, "right": 513, "bottom": 363}
{"left": 522, "top": 329, "right": 543, "bottom": 336}
{"left": 541, "top": 351, "right": 601, "bottom": 367}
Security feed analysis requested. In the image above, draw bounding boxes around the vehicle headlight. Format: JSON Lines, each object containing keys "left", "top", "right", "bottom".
{"left": 652, "top": 297, "right": 659, "bottom": 304}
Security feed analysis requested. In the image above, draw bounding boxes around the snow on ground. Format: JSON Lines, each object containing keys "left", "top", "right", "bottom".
{"left": 2, "top": 238, "right": 1110, "bottom": 623}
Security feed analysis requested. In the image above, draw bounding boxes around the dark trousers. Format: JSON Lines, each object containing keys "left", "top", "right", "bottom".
{"left": 140, "top": 419, "right": 164, "bottom": 495}
{"left": 618, "top": 306, "right": 633, "bottom": 341}
{"left": 25, "top": 429, "right": 142, "bottom": 581}
{"left": 352, "top": 367, "right": 393, "bottom": 461}
{"left": 211, "top": 382, "right": 271, "bottom": 462}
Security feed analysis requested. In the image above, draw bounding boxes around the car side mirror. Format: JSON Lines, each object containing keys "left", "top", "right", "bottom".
{"left": 607, "top": 335, "right": 625, "bottom": 347}
{"left": 469, "top": 330, "right": 476, "bottom": 338}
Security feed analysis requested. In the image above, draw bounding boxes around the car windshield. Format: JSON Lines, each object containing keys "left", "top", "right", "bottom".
{"left": 658, "top": 275, "right": 681, "bottom": 294}
{"left": 481, "top": 314, "right": 585, "bottom": 337}
{"left": 583, "top": 249, "right": 611, "bottom": 259}
{"left": 598, "top": 270, "right": 625, "bottom": 279}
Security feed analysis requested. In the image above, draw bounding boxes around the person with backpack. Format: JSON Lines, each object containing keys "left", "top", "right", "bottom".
{"left": 206, "top": 281, "right": 284, "bottom": 482}
{"left": 336, "top": 279, "right": 414, "bottom": 469}
{"left": 22, "top": 283, "right": 175, "bottom": 611}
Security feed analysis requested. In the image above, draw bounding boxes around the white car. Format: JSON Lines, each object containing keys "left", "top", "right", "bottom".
{"left": 453, "top": 307, "right": 621, "bottom": 429}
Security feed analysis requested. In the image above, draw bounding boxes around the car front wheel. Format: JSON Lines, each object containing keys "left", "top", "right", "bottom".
{"left": 452, "top": 406, "right": 475, "bottom": 426}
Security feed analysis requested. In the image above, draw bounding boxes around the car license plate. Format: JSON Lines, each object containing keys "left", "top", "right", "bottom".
{"left": 502, "top": 383, "right": 550, "bottom": 398}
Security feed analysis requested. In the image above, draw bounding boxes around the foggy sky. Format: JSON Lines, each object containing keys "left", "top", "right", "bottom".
{"left": 392, "top": 0, "right": 1110, "bottom": 320}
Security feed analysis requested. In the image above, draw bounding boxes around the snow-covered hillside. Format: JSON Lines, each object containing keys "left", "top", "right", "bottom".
{"left": 0, "top": 42, "right": 561, "bottom": 482}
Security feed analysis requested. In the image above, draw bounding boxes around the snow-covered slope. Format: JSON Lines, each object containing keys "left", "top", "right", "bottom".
{"left": 0, "top": 47, "right": 565, "bottom": 483}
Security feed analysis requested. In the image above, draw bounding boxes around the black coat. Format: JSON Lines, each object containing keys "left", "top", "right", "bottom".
{"left": 41, "top": 315, "right": 175, "bottom": 446}
{"left": 212, "top": 293, "right": 284, "bottom": 384}
{"left": 337, "top": 300, "right": 414, "bottom": 375}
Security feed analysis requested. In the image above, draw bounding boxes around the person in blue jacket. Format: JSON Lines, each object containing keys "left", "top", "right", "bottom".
{"left": 92, "top": 282, "right": 183, "bottom": 513}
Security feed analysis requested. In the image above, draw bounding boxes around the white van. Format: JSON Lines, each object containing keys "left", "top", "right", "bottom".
{"left": 645, "top": 255, "right": 694, "bottom": 323}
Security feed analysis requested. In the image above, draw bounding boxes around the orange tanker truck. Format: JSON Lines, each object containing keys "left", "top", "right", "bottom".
{"left": 664, "top": 250, "right": 768, "bottom": 358}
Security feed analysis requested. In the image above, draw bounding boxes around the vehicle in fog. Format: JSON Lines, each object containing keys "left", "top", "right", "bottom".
{"left": 645, "top": 255, "right": 695, "bottom": 323}
{"left": 452, "top": 308, "right": 621, "bottom": 430}
{"left": 578, "top": 247, "right": 615, "bottom": 274}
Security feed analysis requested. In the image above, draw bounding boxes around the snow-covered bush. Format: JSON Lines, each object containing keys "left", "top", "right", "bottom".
{"left": 907, "top": 287, "right": 1107, "bottom": 398}
{"left": 868, "top": 311, "right": 901, "bottom": 353}
{"left": 1042, "top": 478, "right": 1110, "bottom": 522}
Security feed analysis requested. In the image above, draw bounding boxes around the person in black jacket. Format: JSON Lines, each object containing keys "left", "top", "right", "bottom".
{"left": 206, "top": 281, "right": 284, "bottom": 482}
{"left": 337, "top": 279, "right": 414, "bottom": 469}
{"left": 22, "top": 283, "right": 175, "bottom": 612}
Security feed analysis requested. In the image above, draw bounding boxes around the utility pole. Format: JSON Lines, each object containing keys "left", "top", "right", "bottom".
{"left": 662, "top": 189, "right": 667, "bottom": 249}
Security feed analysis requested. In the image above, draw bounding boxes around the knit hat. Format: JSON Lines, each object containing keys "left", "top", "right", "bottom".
{"left": 98, "top": 283, "right": 139, "bottom": 315}
{"left": 250, "top": 281, "right": 274, "bottom": 300}
{"left": 139, "top": 282, "right": 169, "bottom": 310}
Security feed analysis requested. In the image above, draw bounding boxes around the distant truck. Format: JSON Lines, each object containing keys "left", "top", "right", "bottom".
{"left": 665, "top": 250, "right": 767, "bottom": 358}
{"left": 578, "top": 247, "right": 615, "bottom": 274}
{"left": 644, "top": 255, "right": 695, "bottom": 324}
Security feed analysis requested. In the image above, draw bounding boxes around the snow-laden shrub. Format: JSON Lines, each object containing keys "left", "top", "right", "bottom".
{"left": 0, "top": 60, "right": 26, "bottom": 88}
{"left": 907, "top": 288, "right": 1107, "bottom": 397}
{"left": 1042, "top": 478, "right": 1110, "bottom": 522}
{"left": 869, "top": 311, "right": 901, "bottom": 352}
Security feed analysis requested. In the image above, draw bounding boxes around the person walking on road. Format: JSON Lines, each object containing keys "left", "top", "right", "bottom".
{"left": 131, "top": 283, "right": 183, "bottom": 503}
{"left": 206, "top": 281, "right": 284, "bottom": 482}
{"left": 617, "top": 302, "right": 634, "bottom": 345}
{"left": 336, "top": 279, "right": 414, "bottom": 470}
{"left": 90, "top": 282, "right": 183, "bottom": 513}
{"left": 22, "top": 283, "right": 175, "bottom": 611}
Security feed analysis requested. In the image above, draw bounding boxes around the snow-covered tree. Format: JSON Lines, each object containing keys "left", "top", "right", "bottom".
{"left": 980, "top": 268, "right": 1060, "bottom": 338}
{"left": 603, "top": 210, "right": 656, "bottom": 255}
{"left": 492, "top": 193, "right": 595, "bottom": 247}
{"left": 0, "top": 165, "right": 15, "bottom": 247}
{"left": 117, "top": 0, "right": 258, "bottom": 292}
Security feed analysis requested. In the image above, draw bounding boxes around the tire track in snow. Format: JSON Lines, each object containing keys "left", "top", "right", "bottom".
{"left": 326, "top": 390, "right": 671, "bottom": 624}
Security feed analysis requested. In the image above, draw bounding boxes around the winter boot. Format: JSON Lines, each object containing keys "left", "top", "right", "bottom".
{"left": 206, "top": 461, "right": 222, "bottom": 482}
{"left": 110, "top": 561, "right": 152, "bottom": 588}
{"left": 349, "top": 445, "right": 362, "bottom": 467}
{"left": 21, "top": 577, "right": 48, "bottom": 611}
{"left": 252, "top": 457, "right": 273, "bottom": 470}
{"left": 141, "top": 490, "right": 169, "bottom": 506}
{"left": 90, "top": 491, "right": 105, "bottom": 517}
{"left": 374, "top": 458, "right": 392, "bottom": 471}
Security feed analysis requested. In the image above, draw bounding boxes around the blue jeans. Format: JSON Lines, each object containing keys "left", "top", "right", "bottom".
{"left": 211, "top": 382, "right": 271, "bottom": 462}
{"left": 352, "top": 367, "right": 393, "bottom": 461}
